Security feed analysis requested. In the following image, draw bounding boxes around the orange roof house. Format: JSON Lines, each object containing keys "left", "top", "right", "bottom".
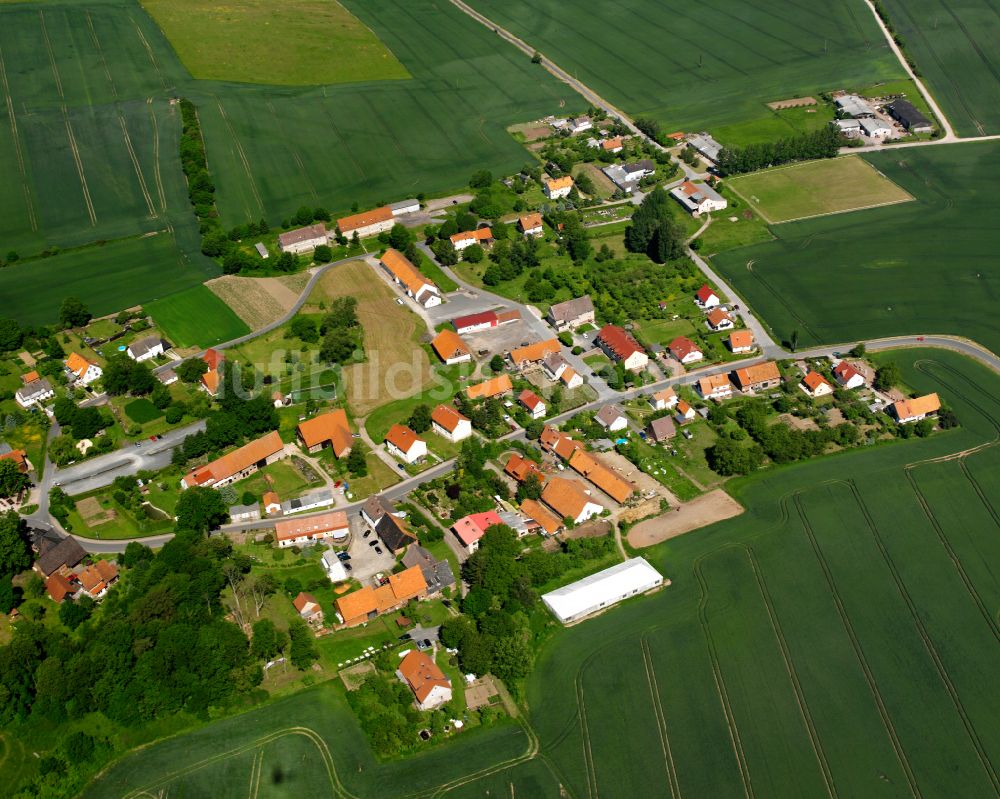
{"left": 542, "top": 476, "right": 603, "bottom": 523}
{"left": 505, "top": 453, "right": 546, "bottom": 484}
{"left": 800, "top": 370, "right": 833, "bottom": 397}
{"left": 297, "top": 409, "right": 353, "bottom": 457}
{"left": 510, "top": 339, "right": 560, "bottom": 368}
{"left": 397, "top": 650, "right": 452, "bottom": 709}
{"left": 732, "top": 361, "right": 782, "bottom": 392}
{"left": 385, "top": 424, "right": 422, "bottom": 454}
{"left": 518, "top": 212, "right": 544, "bottom": 234}
{"left": 21, "top": 370, "right": 39, "bottom": 384}
{"left": 728, "top": 330, "right": 755, "bottom": 352}
{"left": 431, "top": 404, "right": 471, "bottom": 439}
{"left": 890, "top": 393, "right": 941, "bottom": 423}
{"left": 66, "top": 352, "right": 99, "bottom": 381}
{"left": 431, "top": 330, "right": 472, "bottom": 364}
{"left": 275, "top": 511, "right": 349, "bottom": 546}
{"left": 203, "top": 348, "right": 224, "bottom": 370}
{"left": 77, "top": 560, "right": 119, "bottom": 598}
{"left": 539, "top": 425, "right": 583, "bottom": 461}
{"left": 706, "top": 308, "right": 733, "bottom": 330}
{"left": 519, "top": 498, "right": 562, "bottom": 535}
{"left": 568, "top": 449, "right": 634, "bottom": 504}
{"left": 336, "top": 564, "right": 428, "bottom": 627}
{"left": 380, "top": 248, "right": 437, "bottom": 299}
{"left": 181, "top": 430, "right": 284, "bottom": 489}
{"left": 337, "top": 205, "right": 393, "bottom": 235}
{"left": 45, "top": 573, "right": 76, "bottom": 603}
{"left": 450, "top": 228, "right": 494, "bottom": 248}
{"left": 466, "top": 374, "right": 513, "bottom": 400}
{"left": 0, "top": 449, "right": 28, "bottom": 473}
{"left": 602, "top": 136, "right": 624, "bottom": 151}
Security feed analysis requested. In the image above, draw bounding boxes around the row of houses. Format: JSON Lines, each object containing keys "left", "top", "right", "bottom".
{"left": 277, "top": 200, "right": 422, "bottom": 254}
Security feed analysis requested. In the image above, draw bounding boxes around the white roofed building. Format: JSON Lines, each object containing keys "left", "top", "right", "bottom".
{"left": 542, "top": 558, "right": 664, "bottom": 624}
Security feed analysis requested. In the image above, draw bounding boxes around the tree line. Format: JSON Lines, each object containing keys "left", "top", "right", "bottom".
{"left": 714, "top": 127, "right": 843, "bottom": 176}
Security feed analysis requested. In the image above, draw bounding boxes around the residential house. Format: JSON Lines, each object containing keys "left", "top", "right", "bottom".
{"left": 200, "top": 348, "right": 224, "bottom": 396}
{"left": 732, "top": 361, "right": 782, "bottom": 393}
{"left": 860, "top": 118, "right": 893, "bottom": 138}
{"left": 278, "top": 223, "right": 328, "bottom": 254}
{"left": 0, "top": 448, "right": 28, "bottom": 473}
{"left": 504, "top": 453, "right": 546, "bottom": 484}
{"left": 281, "top": 488, "right": 335, "bottom": 515}
{"left": 541, "top": 476, "right": 603, "bottom": 525}
{"left": 272, "top": 391, "right": 289, "bottom": 408}
{"left": 543, "top": 352, "right": 570, "bottom": 381}
{"left": 498, "top": 510, "right": 534, "bottom": 538}
{"left": 833, "top": 361, "right": 867, "bottom": 389}
{"left": 293, "top": 592, "right": 324, "bottom": 624}
{"left": 568, "top": 115, "right": 592, "bottom": 134}
{"left": 431, "top": 404, "right": 472, "bottom": 442}
{"left": 595, "top": 404, "right": 628, "bottom": 432}
{"left": 181, "top": 431, "right": 285, "bottom": 489}
{"left": 390, "top": 198, "right": 421, "bottom": 216}
{"left": 229, "top": 503, "right": 261, "bottom": 523}
{"left": 77, "top": 560, "right": 119, "bottom": 600}
{"left": 706, "top": 308, "right": 734, "bottom": 331}
{"left": 886, "top": 99, "right": 932, "bottom": 133}
{"left": 297, "top": 409, "right": 353, "bottom": 458}
{"left": 728, "top": 330, "right": 755, "bottom": 354}
{"left": 263, "top": 491, "right": 282, "bottom": 516}
{"left": 34, "top": 535, "right": 86, "bottom": 578}
{"left": 452, "top": 310, "right": 497, "bottom": 334}
{"left": 515, "top": 213, "right": 543, "bottom": 240}
{"left": 834, "top": 94, "right": 875, "bottom": 118}
{"left": 559, "top": 367, "right": 583, "bottom": 389}
{"left": 402, "top": 545, "right": 455, "bottom": 595}
{"left": 451, "top": 510, "right": 503, "bottom": 555}
{"left": 695, "top": 284, "right": 721, "bottom": 308}
{"left": 510, "top": 339, "right": 561, "bottom": 370}
{"left": 46, "top": 573, "right": 77, "bottom": 603}
{"left": 596, "top": 325, "right": 648, "bottom": 371}
{"left": 544, "top": 176, "right": 574, "bottom": 199}
{"left": 465, "top": 374, "right": 513, "bottom": 400}
{"left": 337, "top": 206, "right": 394, "bottom": 239}
{"left": 520, "top": 498, "right": 562, "bottom": 535}
{"left": 602, "top": 160, "right": 655, "bottom": 190}
{"left": 431, "top": 330, "right": 472, "bottom": 365}
{"left": 397, "top": 650, "right": 452, "bottom": 711}
{"left": 649, "top": 387, "right": 678, "bottom": 411}
{"left": 800, "top": 371, "right": 834, "bottom": 398}
{"left": 519, "top": 389, "right": 547, "bottom": 420}
{"left": 66, "top": 353, "right": 102, "bottom": 386}
{"left": 335, "top": 564, "right": 427, "bottom": 627}
{"left": 385, "top": 424, "right": 427, "bottom": 464}
{"left": 890, "top": 393, "right": 941, "bottom": 424}
{"left": 568, "top": 449, "right": 634, "bottom": 504}
{"left": 698, "top": 374, "right": 734, "bottom": 400}
{"left": 688, "top": 132, "right": 723, "bottom": 163}
{"left": 321, "top": 550, "right": 348, "bottom": 583}
{"left": 450, "top": 227, "right": 494, "bottom": 251}
{"left": 375, "top": 512, "right": 418, "bottom": 554}
{"left": 675, "top": 400, "right": 697, "bottom": 425}
{"left": 669, "top": 336, "right": 703, "bottom": 365}
{"left": 670, "top": 180, "right": 727, "bottom": 216}
{"left": 361, "top": 494, "right": 396, "bottom": 529}
{"left": 380, "top": 249, "right": 442, "bottom": 308}
{"left": 15, "top": 378, "right": 54, "bottom": 409}
{"left": 274, "top": 511, "right": 349, "bottom": 548}
{"left": 647, "top": 415, "right": 676, "bottom": 444}
{"left": 602, "top": 136, "right": 623, "bottom": 153}
{"left": 126, "top": 335, "right": 165, "bottom": 362}
{"left": 547, "top": 295, "right": 595, "bottom": 331}
{"left": 540, "top": 425, "right": 584, "bottom": 461}
{"left": 158, "top": 368, "right": 178, "bottom": 386}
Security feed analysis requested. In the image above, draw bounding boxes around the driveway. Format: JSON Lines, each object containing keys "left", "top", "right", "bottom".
{"left": 348, "top": 516, "right": 398, "bottom": 581}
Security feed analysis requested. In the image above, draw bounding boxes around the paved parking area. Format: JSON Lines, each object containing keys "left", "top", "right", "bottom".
{"left": 346, "top": 516, "right": 396, "bottom": 580}
{"left": 463, "top": 319, "right": 538, "bottom": 357}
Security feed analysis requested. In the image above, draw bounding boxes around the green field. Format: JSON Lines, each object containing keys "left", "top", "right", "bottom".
{"left": 878, "top": 0, "right": 1000, "bottom": 136}
{"left": 464, "top": 0, "right": 904, "bottom": 132}
{"left": 726, "top": 155, "right": 914, "bottom": 223}
{"left": 123, "top": 397, "right": 162, "bottom": 423}
{"left": 146, "top": 284, "right": 250, "bottom": 348}
{"left": 711, "top": 142, "right": 1000, "bottom": 351}
{"left": 81, "top": 348, "right": 1000, "bottom": 797}
{"left": 141, "top": 0, "right": 410, "bottom": 86}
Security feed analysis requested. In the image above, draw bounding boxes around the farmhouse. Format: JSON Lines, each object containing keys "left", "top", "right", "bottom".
{"left": 293, "top": 592, "right": 324, "bottom": 624}
{"left": 15, "top": 377, "right": 54, "bottom": 408}
{"left": 860, "top": 118, "right": 893, "bottom": 139}
{"left": 886, "top": 99, "right": 932, "bottom": 133}
{"left": 380, "top": 249, "right": 442, "bottom": 308}
{"left": 695, "top": 284, "right": 720, "bottom": 308}
{"left": 337, "top": 206, "right": 394, "bottom": 239}
{"left": 280, "top": 488, "right": 335, "bottom": 515}
{"left": 431, "top": 330, "right": 472, "bottom": 365}
{"left": 278, "top": 223, "right": 328, "bottom": 254}
{"left": 835, "top": 94, "right": 875, "bottom": 118}
{"left": 647, "top": 415, "right": 676, "bottom": 444}
{"left": 126, "top": 335, "right": 165, "bottom": 362}
{"left": 544, "top": 175, "right": 574, "bottom": 199}
{"left": 706, "top": 308, "right": 734, "bottom": 331}
{"left": 547, "top": 295, "right": 595, "bottom": 331}
{"left": 649, "top": 387, "right": 678, "bottom": 411}
{"left": 402, "top": 545, "right": 456, "bottom": 595}
{"left": 510, "top": 339, "right": 561, "bottom": 370}
{"left": 595, "top": 404, "right": 628, "bottom": 432}
{"left": 390, "top": 198, "right": 421, "bottom": 216}
{"left": 158, "top": 369, "right": 178, "bottom": 386}
{"left": 297, "top": 409, "right": 353, "bottom": 457}
{"left": 66, "top": 353, "right": 102, "bottom": 386}
{"left": 540, "top": 425, "right": 584, "bottom": 461}
{"left": 450, "top": 227, "right": 494, "bottom": 250}
{"left": 603, "top": 160, "right": 656, "bottom": 190}
{"left": 274, "top": 511, "right": 349, "bottom": 548}
{"left": 728, "top": 330, "right": 755, "bottom": 353}
{"left": 45, "top": 573, "right": 76, "bottom": 604}
{"left": 505, "top": 452, "right": 546, "bottom": 484}
{"left": 671, "top": 180, "right": 727, "bottom": 216}
{"left": 451, "top": 510, "right": 503, "bottom": 555}
{"left": 698, "top": 373, "right": 734, "bottom": 400}
{"left": 687, "top": 132, "right": 723, "bottom": 163}
{"left": 542, "top": 557, "right": 664, "bottom": 624}
{"left": 542, "top": 476, "right": 603, "bottom": 525}
{"left": 200, "top": 348, "right": 224, "bottom": 396}
{"left": 559, "top": 367, "right": 583, "bottom": 389}
{"left": 385, "top": 424, "right": 427, "bottom": 464}
{"left": 397, "top": 650, "right": 452, "bottom": 711}
{"left": 568, "top": 449, "right": 634, "bottom": 504}
{"left": 596, "top": 325, "right": 648, "bottom": 371}
{"left": 0, "top": 448, "right": 28, "bottom": 473}
{"left": 263, "top": 492, "right": 282, "bottom": 516}
{"left": 733, "top": 361, "right": 782, "bottom": 392}
{"left": 890, "top": 393, "right": 941, "bottom": 424}
{"left": 431, "top": 404, "right": 472, "bottom": 442}
{"left": 800, "top": 370, "right": 834, "bottom": 398}
{"left": 375, "top": 513, "right": 418, "bottom": 554}
{"left": 518, "top": 212, "right": 544, "bottom": 237}
{"left": 518, "top": 389, "right": 547, "bottom": 419}
{"left": 602, "top": 136, "right": 624, "bottom": 153}
{"left": 675, "top": 400, "right": 697, "bottom": 424}
{"left": 668, "top": 336, "right": 703, "bottom": 365}
{"left": 466, "top": 374, "right": 513, "bottom": 400}
{"left": 34, "top": 535, "right": 86, "bottom": 578}
{"left": 361, "top": 494, "right": 395, "bottom": 529}
{"left": 180, "top": 430, "right": 285, "bottom": 489}
{"left": 77, "top": 560, "right": 119, "bottom": 600}
{"left": 833, "top": 361, "right": 866, "bottom": 389}
{"left": 520, "top": 498, "right": 562, "bottom": 535}
{"left": 336, "top": 564, "right": 427, "bottom": 627}
{"left": 453, "top": 310, "right": 497, "bottom": 334}
{"left": 543, "top": 352, "right": 570, "bottom": 381}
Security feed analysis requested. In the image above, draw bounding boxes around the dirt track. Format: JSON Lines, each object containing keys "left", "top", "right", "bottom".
{"left": 628, "top": 489, "right": 744, "bottom": 548}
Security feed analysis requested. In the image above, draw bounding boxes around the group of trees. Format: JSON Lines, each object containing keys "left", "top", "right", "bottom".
{"left": 418, "top": 439, "right": 509, "bottom": 521}
{"left": 624, "top": 187, "right": 686, "bottom": 263}
{"left": 715, "top": 127, "right": 843, "bottom": 176}
{"left": 101, "top": 354, "right": 157, "bottom": 397}
{"left": 60, "top": 297, "right": 92, "bottom": 329}
{"left": 481, "top": 234, "right": 542, "bottom": 286}
{"left": 316, "top": 296, "right": 362, "bottom": 365}
{"left": 0, "top": 512, "right": 31, "bottom": 613}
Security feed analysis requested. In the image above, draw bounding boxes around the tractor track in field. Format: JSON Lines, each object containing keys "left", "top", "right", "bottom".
{"left": 791, "top": 492, "right": 923, "bottom": 798}
{"left": 640, "top": 635, "right": 682, "bottom": 799}
{"left": 129, "top": 14, "right": 168, "bottom": 92}
{"left": 148, "top": 98, "right": 166, "bottom": 212}
{"left": 214, "top": 98, "right": 264, "bottom": 216}
{"left": 0, "top": 45, "right": 36, "bottom": 231}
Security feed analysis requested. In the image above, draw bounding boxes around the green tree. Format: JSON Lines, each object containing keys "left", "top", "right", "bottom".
{"left": 63, "top": 732, "right": 96, "bottom": 763}
{"left": 0, "top": 461, "right": 29, "bottom": 500}
{"left": 408, "top": 404, "right": 432, "bottom": 433}
{"left": 288, "top": 617, "right": 318, "bottom": 669}
{"left": 431, "top": 238, "right": 458, "bottom": 266}
{"left": 59, "top": 595, "right": 95, "bottom": 630}
{"left": 347, "top": 444, "right": 367, "bottom": 477}
{"left": 469, "top": 169, "right": 493, "bottom": 189}
{"left": 313, "top": 244, "right": 332, "bottom": 263}
{"left": 176, "top": 358, "right": 209, "bottom": 384}
{"left": 250, "top": 618, "right": 284, "bottom": 661}
{"left": 706, "top": 439, "right": 763, "bottom": 476}
{"left": 59, "top": 296, "right": 92, "bottom": 329}
{"left": 319, "top": 330, "right": 356, "bottom": 365}
{"left": 463, "top": 243, "right": 485, "bottom": 263}
{"left": 289, "top": 316, "right": 319, "bottom": 343}
{"left": 492, "top": 634, "right": 533, "bottom": 684}
{"left": 489, "top": 354, "right": 505, "bottom": 373}
{"left": 175, "top": 486, "right": 229, "bottom": 533}
{"left": 0, "top": 318, "right": 23, "bottom": 352}
{"left": 874, "top": 363, "right": 902, "bottom": 392}
{"left": 0, "top": 576, "right": 18, "bottom": 614}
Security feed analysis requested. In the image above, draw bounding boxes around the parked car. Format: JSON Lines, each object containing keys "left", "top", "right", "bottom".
{"left": 344, "top": 563, "right": 352, "bottom": 572}
{"left": 363, "top": 530, "right": 371, "bottom": 538}
{"left": 368, "top": 540, "right": 377, "bottom": 547}
{"left": 374, "top": 546, "right": 383, "bottom": 555}
{"left": 337, "top": 552, "right": 350, "bottom": 561}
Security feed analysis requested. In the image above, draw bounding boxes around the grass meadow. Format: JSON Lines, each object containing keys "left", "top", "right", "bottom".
{"left": 145, "top": 284, "right": 250, "bottom": 349}
{"left": 141, "top": 0, "right": 410, "bottom": 86}
{"left": 877, "top": 0, "right": 1000, "bottom": 136}
{"left": 712, "top": 142, "right": 1000, "bottom": 351}
{"left": 80, "top": 347, "right": 1000, "bottom": 797}
{"left": 726, "top": 155, "right": 914, "bottom": 223}
{"left": 464, "top": 0, "right": 904, "bottom": 133}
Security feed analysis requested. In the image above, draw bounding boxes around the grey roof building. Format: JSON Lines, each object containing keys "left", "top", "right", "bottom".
{"left": 402, "top": 544, "right": 455, "bottom": 595}
{"left": 34, "top": 535, "right": 87, "bottom": 577}
{"left": 547, "top": 295, "right": 595, "bottom": 330}
{"left": 361, "top": 494, "right": 395, "bottom": 528}
{"left": 688, "top": 132, "right": 724, "bottom": 162}
{"left": 375, "top": 513, "right": 417, "bottom": 553}
{"left": 281, "top": 488, "right": 334, "bottom": 514}
{"left": 834, "top": 94, "right": 875, "bottom": 118}
{"left": 886, "top": 99, "right": 932, "bottom": 132}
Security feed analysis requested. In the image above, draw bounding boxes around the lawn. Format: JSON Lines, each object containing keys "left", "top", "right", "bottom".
{"left": 146, "top": 284, "right": 251, "bottom": 349}
{"left": 710, "top": 142, "right": 1000, "bottom": 353}
{"left": 123, "top": 398, "right": 162, "bottom": 424}
{"left": 234, "top": 459, "right": 321, "bottom": 501}
{"left": 712, "top": 103, "right": 836, "bottom": 148}
{"left": 464, "top": 0, "right": 904, "bottom": 132}
{"left": 141, "top": 0, "right": 410, "bottom": 85}
{"left": 725, "top": 155, "right": 914, "bottom": 224}
{"left": 876, "top": 0, "right": 1000, "bottom": 136}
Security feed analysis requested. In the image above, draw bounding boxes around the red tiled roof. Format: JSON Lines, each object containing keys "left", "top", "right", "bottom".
{"left": 696, "top": 284, "right": 718, "bottom": 304}
{"left": 596, "top": 325, "right": 643, "bottom": 361}
{"left": 385, "top": 424, "right": 422, "bottom": 453}
{"left": 297, "top": 409, "right": 353, "bottom": 457}
{"left": 518, "top": 389, "right": 544, "bottom": 411}
{"left": 452, "top": 511, "right": 503, "bottom": 546}
{"left": 275, "top": 511, "right": 348, "bottom": 542}
{"left": 398, "top": 649, "right": 450, "bottom": 704}
{"left": 431, "top": 330, "right": 471, "bottom": 362}
{"left": 337, "top": 205, "right": 393, "bottom": 234}
{"left": 452, "top": 311, "right": 496, "bottom": 330}
{"left": 669, "top": 336, "right": 701, "bottom": 361}
{"left": 431, "top": 404, "right": 469, "bottom": 433}
{"left": 182, "top": 431, "right": 283, "bottom": 487}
